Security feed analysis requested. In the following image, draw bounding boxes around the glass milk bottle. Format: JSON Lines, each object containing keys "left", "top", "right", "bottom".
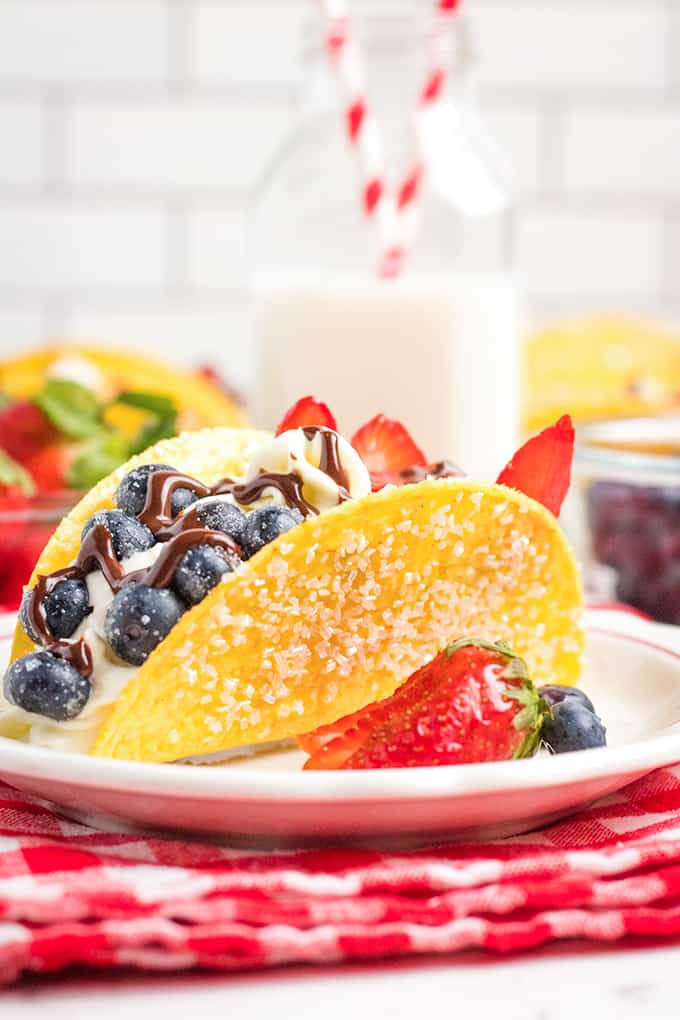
{"left": 250, "top": 3, "right": 519, "bottom": 479}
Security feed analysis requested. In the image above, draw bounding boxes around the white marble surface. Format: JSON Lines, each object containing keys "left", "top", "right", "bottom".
{"left": 4, "top": 941, "right": 680, "bottom": 1019}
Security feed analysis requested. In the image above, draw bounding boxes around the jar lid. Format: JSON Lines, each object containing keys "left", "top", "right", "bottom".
{"left": 576, "top": 416, "right": 680, "bottom": 484}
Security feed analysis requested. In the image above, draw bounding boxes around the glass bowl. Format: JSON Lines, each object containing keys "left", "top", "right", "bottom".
{"left": 567, "top": 417, "right": 680, "bottom": 624}
{"left": 0, "top": 491, "right": 81, "bottom": 612}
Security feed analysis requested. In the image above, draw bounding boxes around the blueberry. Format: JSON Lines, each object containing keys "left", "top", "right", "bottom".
{"left": 586, "top": 480, "right": 680, "bottom": 623}
{"left": 105, "top": 583, "right": 184, "bottom": 666}
{"left": 44, "top": 578, "right": 92, "bottom": 640}
{"left": 4, "top": 651, "right": 91, "bottom": 721}
{"left": 115, "top": 464, "right": 199, "bottom": 518}
{"left": 241, "top": 506, "right": 303, "bottom": 559}
{"left": 541, "top": 701, "right": 607, "bottom": 754}
{"left": 172, "top": 544, "right": 238, "bottom": 607}
{"left": 171, "top": 486, "right": 200, "bottom": 516}
{"left": 19, "top": 589, "right": 40, "bottom": 644}
{"left": 82, "top": 509, "right": 154, "bottom": 561}
{"left": 116, "top": 463, "right": 170, "bottom": 516}
{"left": 194, "top": 499, "right": 246, "bottom": 546}
{"left": 539, "top": 684, "right": 595, "bottom": 714}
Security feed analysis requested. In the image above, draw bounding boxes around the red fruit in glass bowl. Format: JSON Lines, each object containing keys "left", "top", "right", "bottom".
{"left": 23, "top": 443, "right": 72, "bottom": 492}
{"left": 0, "top": 401, "right": 58, "bottom": 463}
{"left": 0, "top": 486, "right": 75, "bottom": 611}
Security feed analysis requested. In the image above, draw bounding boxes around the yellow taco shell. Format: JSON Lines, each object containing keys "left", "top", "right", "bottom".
{"left": 91, "top": 478, "right": 584, "bottom": 763}
{"left": 524, "top": 316, "right": 680, "bottom": 433}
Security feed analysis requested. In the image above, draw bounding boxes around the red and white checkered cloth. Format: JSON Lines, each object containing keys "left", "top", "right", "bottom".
{"left": 4, "top": 766, "right": 680, "bottom": 986}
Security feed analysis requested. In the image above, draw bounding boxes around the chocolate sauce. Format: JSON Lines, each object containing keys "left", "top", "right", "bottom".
{"left": 26, "top": 523, "right": 132, "bottom": 677}
{"left": 129, "top": 529, "right": 241, "bottom": 589}
{"left": 52, "top": 638, "right": 94, "bottom": 676}
{"left": 231, "top": 471, "right": 318, "bottom": 518}
{"left": 140, "top": 431, "right": 353, "bottom": 532}
{"left": 76, "top": 523, "right": 128, "bottom": 591}
{"left": 27, "top": 572, "right": 95, "bottom": 677}
{"left": 138, "top": 469, "right": 213, "bottom": 533}
{"left": 399, "top": 460, "right": 465, "bottom": 484}
{"left": 302, "top": 426, "right": 351, "bottom": 497}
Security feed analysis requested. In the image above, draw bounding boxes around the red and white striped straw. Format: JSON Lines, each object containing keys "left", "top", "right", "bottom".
{"left": 317, "top": 0, "right": 463, "bottom": 278}
{"left": 320, "top": 0, "right": 401, "bottom": 276}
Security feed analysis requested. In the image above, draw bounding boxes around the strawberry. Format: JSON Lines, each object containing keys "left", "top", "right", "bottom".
{"left": 350, "top": 414, "right": 427, "bottom": 490}
{"left": 496, "top": 415, "right": 574, "bottom": 518}
{"left": 275, "top": 396, "right": 338, "bottom": 436}
{"left": 303, "top": 638, "right": 547, "bottom": 770}
{"left": 23, "top": 443, "right": 72, "bottom": 492}
{"left": 0, "top": 483, "right": 31, "bottom": 514}
{"left": 0, "top": 400, "right": 58, "bottom": 464}
{"left": 0, "top": 484, "right": 34, "bottom": 610}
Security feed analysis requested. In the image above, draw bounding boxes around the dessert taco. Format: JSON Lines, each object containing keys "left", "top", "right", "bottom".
{"left": 1, "top": 398, "right": 584, "bottom": 764}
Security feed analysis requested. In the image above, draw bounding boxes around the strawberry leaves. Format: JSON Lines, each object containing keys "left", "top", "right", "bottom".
{"left": 0, "top": 447, "right": 35, "bottom": 496}
{"left": 31, "top": 381, "right": 179, "bottom": 490}
{"left": 34, "top": 380, "right": 102, "bottom": 440}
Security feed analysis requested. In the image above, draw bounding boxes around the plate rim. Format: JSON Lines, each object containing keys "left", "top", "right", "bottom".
{"left": 1, "top": 624, "right": 679, "bottom": 804}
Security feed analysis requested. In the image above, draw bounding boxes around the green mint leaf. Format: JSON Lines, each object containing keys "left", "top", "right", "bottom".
{"left": 67, "top": 431, "right": 130, "bottom": 490}
{"left": 116, "top": 390, "right": 177, "bottom": 418}
{"left": 34, "top": 380, "right": 102, "bottom": 439}
{"left": 129, "top": 412, "right": 178, "bottom": 456}
{"left": 0, "top": 448, "right": 35, "bottom": 496}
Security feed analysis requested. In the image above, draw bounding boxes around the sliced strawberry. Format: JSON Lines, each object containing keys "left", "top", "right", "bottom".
{"left": 0, "top": 400, "right": 58, "bottom": 463}
{"left": 297, "top": 706, "right": 368, "bottom": 756}
{"left": 275, "top": 396, "right": 338, "bottom": 436}
{"left": 303, "top": 638, "right": 546, "bottom": 770}
{"left": 496, "top": 415, "right": 574, "bottom": 518}
{"left": 350, "top": 414, "right": 427, "bottom": 490}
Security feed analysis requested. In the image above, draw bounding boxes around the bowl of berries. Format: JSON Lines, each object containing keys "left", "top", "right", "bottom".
{"left": 570, "top": 416, "right": 680, "bottom": 625}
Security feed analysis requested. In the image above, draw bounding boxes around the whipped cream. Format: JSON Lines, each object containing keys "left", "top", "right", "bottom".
{"left": 243, "top": 427, "right": 371, "bottom": 512}
{"left": 0, "top": 545, "right": 164, "bottom": 753}
{"left": 47, "top": 354, "right": 108, "bottom": 398}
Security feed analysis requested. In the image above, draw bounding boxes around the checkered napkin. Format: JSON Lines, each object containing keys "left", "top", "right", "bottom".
{"left": 3, "top": 765, "right": 680, "bottom": 986}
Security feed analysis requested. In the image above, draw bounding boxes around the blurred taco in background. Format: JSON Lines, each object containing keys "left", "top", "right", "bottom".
{"left": 0, "top": 343, "right": 247, "bottom": 495}
{"left": 524, "top": 316, "right": 680, "bottom": 433}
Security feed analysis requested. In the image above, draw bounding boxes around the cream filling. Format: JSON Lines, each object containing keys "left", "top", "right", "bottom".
{"left": 1, "top": 426, "right": 370, "bottom": 755}
{"left": 2, "top": 545, "right": 163, "bottom": 753}
{"left": 244, "top": 427, "right": 371, "bottom": 511}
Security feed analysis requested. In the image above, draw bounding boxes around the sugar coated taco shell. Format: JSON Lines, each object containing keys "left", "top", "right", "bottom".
{"left": 89, "top": 478, "right": 584, "bottom": 762}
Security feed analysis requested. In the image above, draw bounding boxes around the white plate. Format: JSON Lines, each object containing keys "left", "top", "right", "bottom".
{"left": 1, "top": 611, "right": 680, "bottom": 848}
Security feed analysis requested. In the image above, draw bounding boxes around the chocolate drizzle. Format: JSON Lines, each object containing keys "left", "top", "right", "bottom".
{"left": 28, "top": 573, "right": 95, "bottom": 677}
{"left": 231, "top": 472, "right": 318, "bottom": 518}
{"left": 138, "top": 469, "right": 213, "bottom": 533}
{"left": 302, "top": 426, "right": 351, "bottom": 498}
{"left": 128, "top": 529, "right": 241, "bottom": 590}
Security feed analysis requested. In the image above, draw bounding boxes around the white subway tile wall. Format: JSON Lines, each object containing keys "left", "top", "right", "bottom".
{"left": 0, "top": 0, "right": 678, "bottom": 383}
